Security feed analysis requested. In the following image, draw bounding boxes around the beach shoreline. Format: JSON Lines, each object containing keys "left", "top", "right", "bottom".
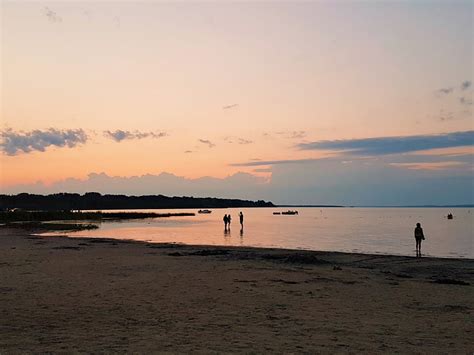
{"left": 1, "top": 227, "right": 473, "bottom": 353}
{"left": 36, "top": 230, "right": 474, "bottom": 262}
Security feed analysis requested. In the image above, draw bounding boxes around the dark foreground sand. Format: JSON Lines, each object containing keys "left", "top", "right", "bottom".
{"left": 0, "top": 228, "right": 473, "bottom": 353}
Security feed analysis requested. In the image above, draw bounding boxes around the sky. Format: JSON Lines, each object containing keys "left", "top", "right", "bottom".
{"left": 0, "top": 0, "right": 473, "bottom": 205}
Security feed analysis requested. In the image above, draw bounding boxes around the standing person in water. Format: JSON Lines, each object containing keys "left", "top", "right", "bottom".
{"left": 414, "top": 222, "right": 425, "bottom": 257}
{"left": 239, "top": 212, "right": 244, "bottom": 229}
{"left": 228, "top": 214, "right": 232, "bottom": 229}
{"left": 223, "top": 214, "right": 228, "bottom": 230}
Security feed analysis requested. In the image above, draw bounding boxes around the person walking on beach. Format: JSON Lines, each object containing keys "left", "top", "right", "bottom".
{"left": 414, "top": 222, "right": 425, "bottom": 257}
{"left": 239, "top": 211, "right": 244, "bottom": 229}
{"left": 228, "top": 214, "right": 232, "bottom": 228}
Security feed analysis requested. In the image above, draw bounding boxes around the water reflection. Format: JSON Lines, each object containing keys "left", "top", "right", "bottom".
{"left": 57, "top": 207, "right": 473, "bottom": 258}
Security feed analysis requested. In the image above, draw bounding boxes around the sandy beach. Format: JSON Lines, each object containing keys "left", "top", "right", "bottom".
{"left": 0, "top": 227, "right": 473, "bottom": 353}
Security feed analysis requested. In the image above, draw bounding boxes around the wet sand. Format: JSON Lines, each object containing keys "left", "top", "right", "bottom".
{"left": 0, "top": 228, "right": 473, "bottom": 353}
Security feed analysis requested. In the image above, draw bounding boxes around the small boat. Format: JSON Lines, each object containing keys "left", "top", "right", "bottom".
{"left": 273, "top": 212, "right": 281, "bottom": 215}
{"left": 198, "top": 209, "right": 212, "bottom": 214}
{"left": 281, "top": 210, "right": 298, "bottom": 215}
{"left": 447, "top": 213, "right": 453, "bottom": 220}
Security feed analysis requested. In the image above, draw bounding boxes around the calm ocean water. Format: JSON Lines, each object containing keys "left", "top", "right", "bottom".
{"left": 57, "top": 207, "right": 473, "bottom": 259}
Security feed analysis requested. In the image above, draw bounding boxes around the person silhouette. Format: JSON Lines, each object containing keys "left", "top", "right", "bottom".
{"left": 223, "top": 214, "right": 228, "bottom": 230}
{"left": 228, "top": 214, "right": 232, "bottom": 229}
{"left": 239, "top": 211, "right": 244, "bottom": 229}
{"left": 414, "top": 222, "right": 425, "bottom": 257}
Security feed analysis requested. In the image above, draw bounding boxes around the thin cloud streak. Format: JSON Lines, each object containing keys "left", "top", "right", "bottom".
{"left": 297, "top": 131, "right": 474, "bottom": 156}
{"left": 238, "top": 138, "right": 253, "bottom": 145}
{"left": 390, "top": 161, "right": 468, "bottom": 171}
{"left": 438, "top": 110, "right": 455, "bottom": 121}
{"left": 198, "top": 139, "right": 215, "bottom": 148}
{"left": 436, "top": 87, "right": 454, "bottom": 95}
{"left": 223, "top": 104, "right": 239, "bottom": 110}
{"left": 435, "top": 80, "right": 471, "bottom": 96}
{"left": 276, "top": 130, "right": 307, "bottom": 139}
{"left": 224, "top": 136, "right": 253, "bottom": 145}
{"left": 103, "top": 130, "right": 167, "bottom": 142}
{"left": 254, "top": 168, "right": 272, "bottom": 172}
{"left": 1, "top": 128, "right": 87, "bottom": 155}
{"left": 230, "top": 157, "right": 326, "bottom": 167}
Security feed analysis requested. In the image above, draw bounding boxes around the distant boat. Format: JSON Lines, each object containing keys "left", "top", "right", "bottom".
{"left": 281, "top": 210, "right": 298, "bottom": 215}
{"left": 273, "top": 212, "right": 281, "bottom": 215}
{"left": 198, "top": 209, "right": 212, "bottom": 214}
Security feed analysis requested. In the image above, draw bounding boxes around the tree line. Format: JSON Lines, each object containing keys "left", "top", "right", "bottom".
{"left": 0, "top": 192, "right": 274, "bottom": 211}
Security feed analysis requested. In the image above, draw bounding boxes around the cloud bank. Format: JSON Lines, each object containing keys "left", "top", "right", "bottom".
{"left": 297, "top": 131, "right": 474, "bottom": 156}
{"left": 3, "top": 172, "right": 268, "bottom": 200}
{"left": 4, "top": 157, "right": 473, "bottom": 205}
{"left": 0, "top": 128, "right": 88, "bottom": 156}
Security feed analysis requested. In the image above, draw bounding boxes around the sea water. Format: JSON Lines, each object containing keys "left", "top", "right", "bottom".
{"left": 59, "top": 207, "right": 473, "bottom": 259}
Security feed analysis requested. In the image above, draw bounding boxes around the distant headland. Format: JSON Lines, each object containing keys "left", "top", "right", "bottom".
{"left": 0, "top": 193, "right": 274, "bottom": 211}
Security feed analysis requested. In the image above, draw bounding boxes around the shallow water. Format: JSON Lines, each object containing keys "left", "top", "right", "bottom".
{"left": 57, "top": 207, "right": 473, "bottom": 259}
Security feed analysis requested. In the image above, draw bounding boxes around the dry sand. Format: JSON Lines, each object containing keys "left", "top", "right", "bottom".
{"left": 0, "top": 227, "right": 473, "bottom": 353}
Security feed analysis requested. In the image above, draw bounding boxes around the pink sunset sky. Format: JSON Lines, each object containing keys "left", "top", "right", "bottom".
{"left": 1, "top": 1, "right": 472, "bottom": 205}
